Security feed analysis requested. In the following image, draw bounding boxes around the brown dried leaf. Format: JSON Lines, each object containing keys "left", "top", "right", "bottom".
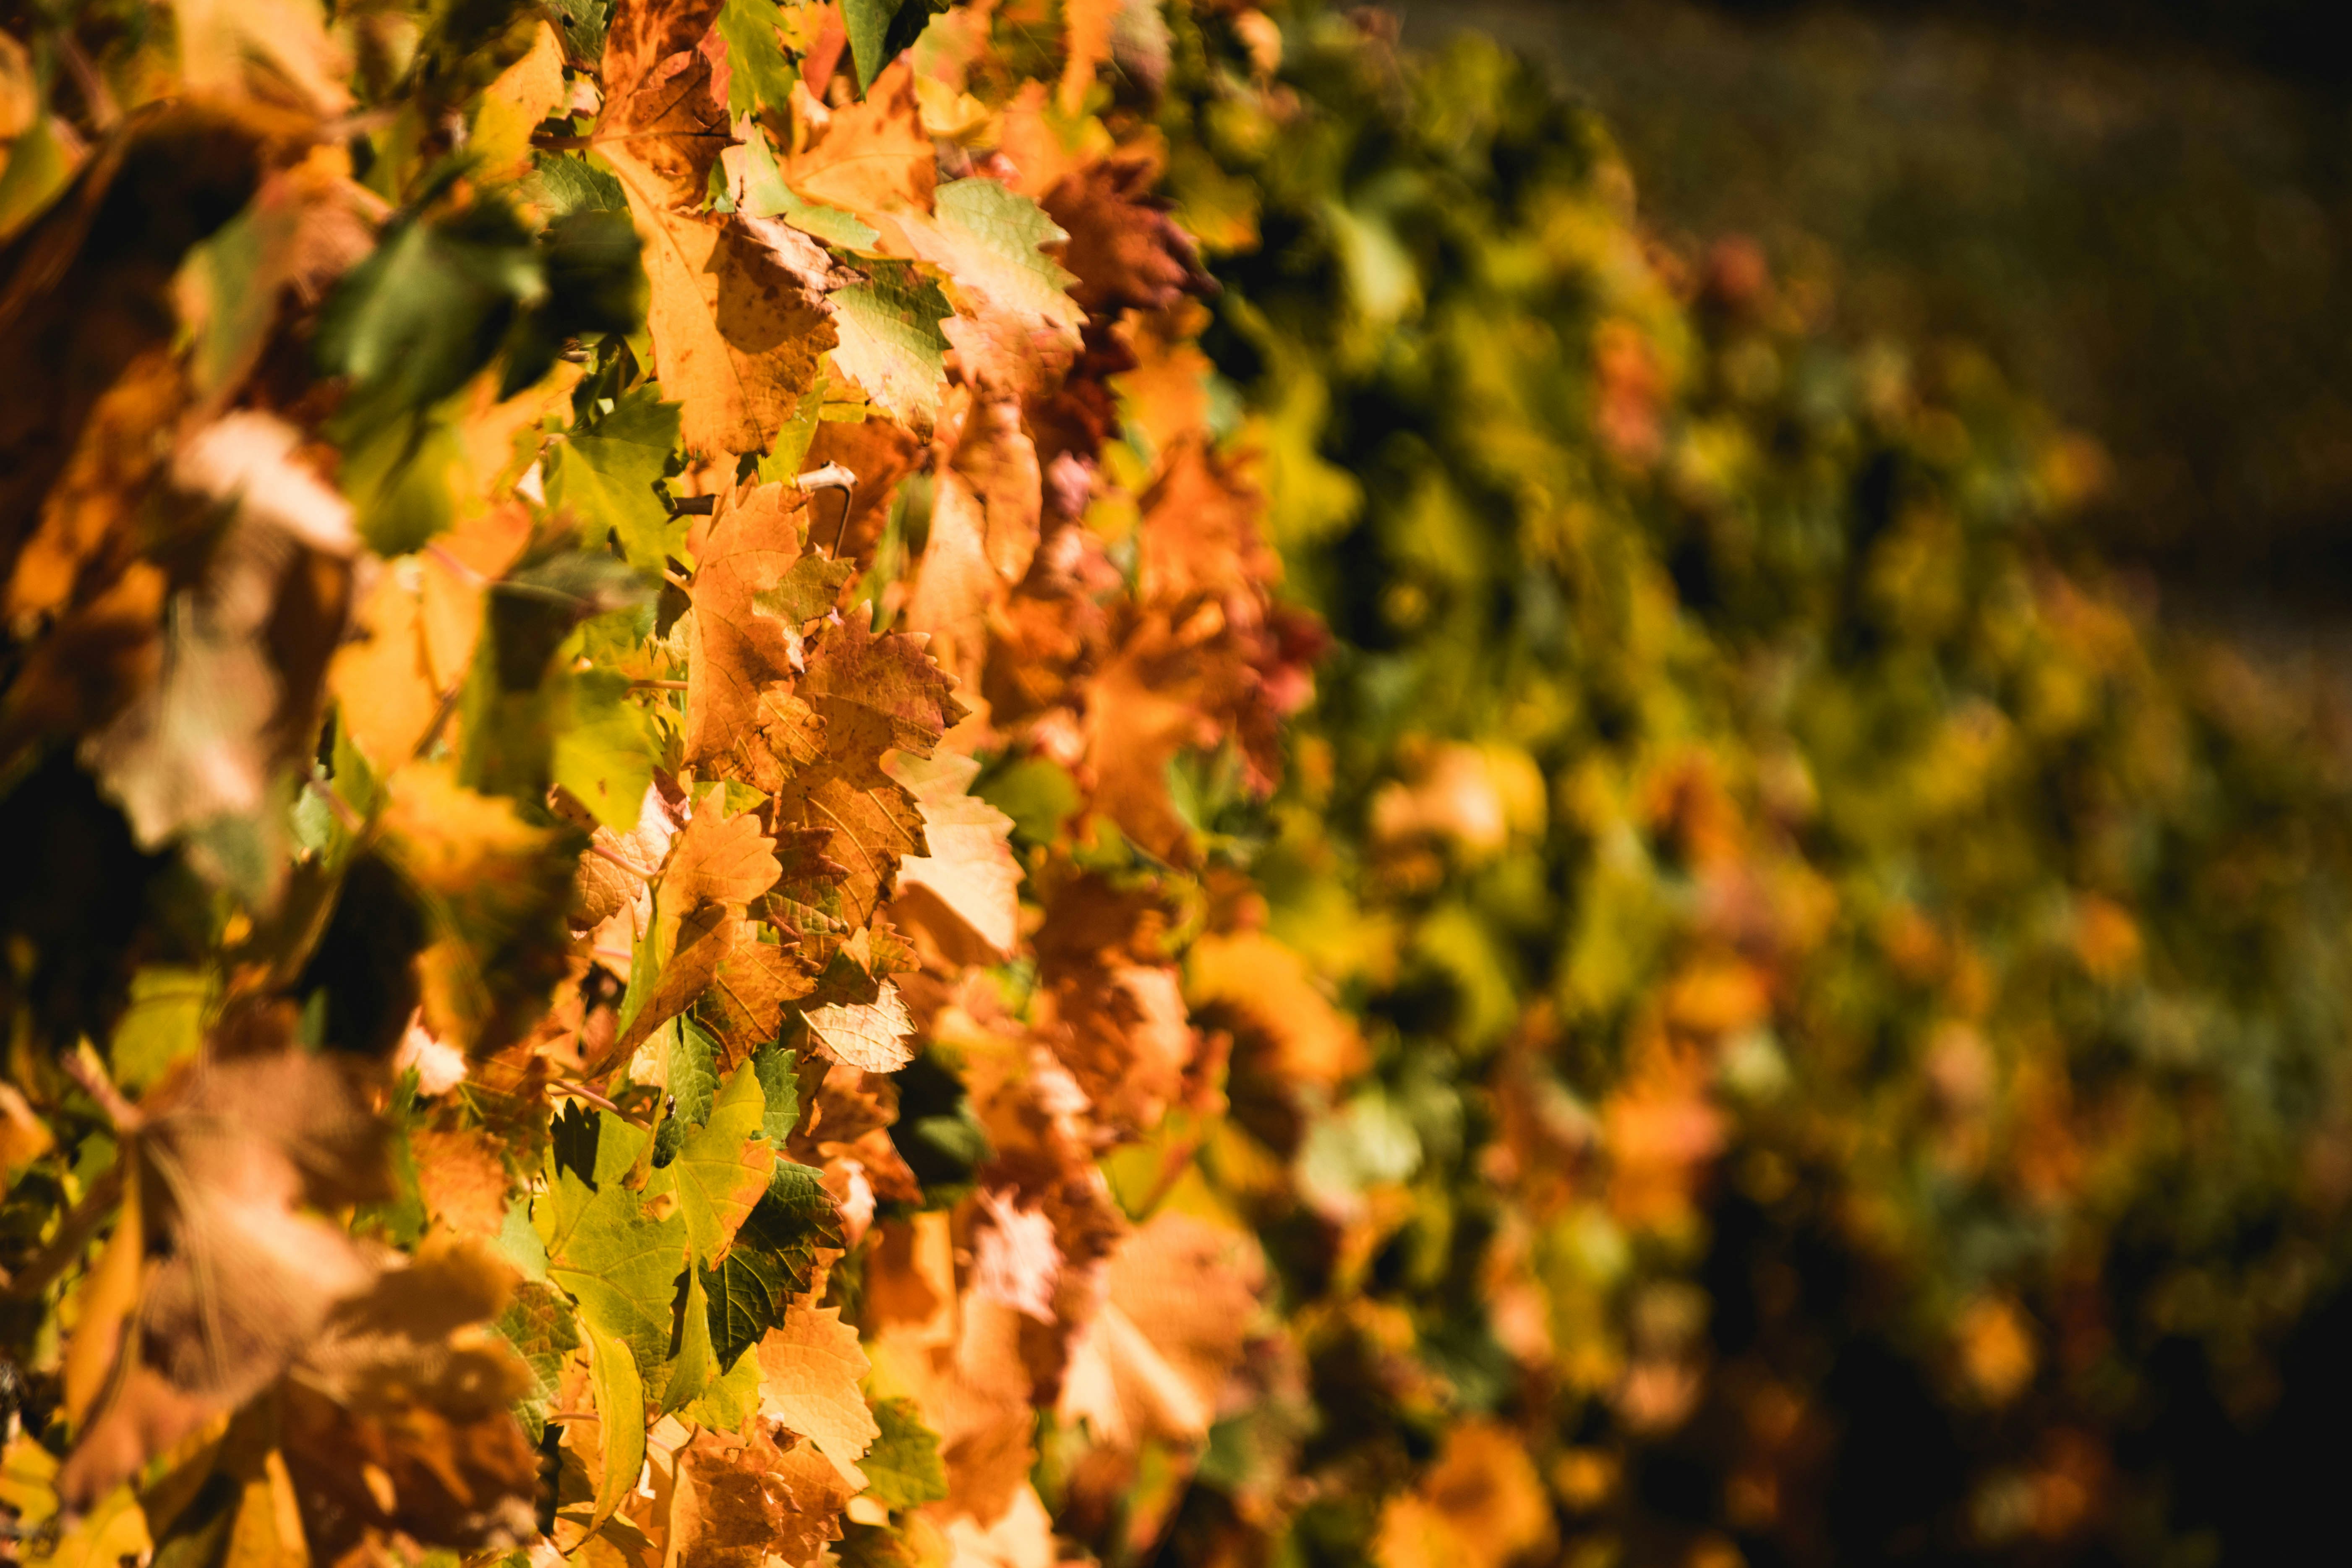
{"left": 663, "top": 787, "right": 784, "bottom": 913}
{"left": 686, "top": 483, "right": 812, "bottom": 778}
{"left": 61, "top": 1031, "right": 392, "bottom": 1508}
{"left": 670, "top": 1425, "right": 852, "bottom": 1568}
{"left": 1044, "top": 152, "right": 1215, "bottom": 318}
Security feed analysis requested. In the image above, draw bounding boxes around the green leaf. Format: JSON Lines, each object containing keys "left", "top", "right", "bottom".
{"left": 543, "top": 0, "right": 609, "bottom": 61}
{"left": 752, "top": 553, "right": 862, "bottom": 627}
{"left": 108, "top": 967, "right": 210, "bottom": 1093}
{"left": 543, "top": 1109, "right": 689, "bottom": 1392}
{"left": 543, "top": 388, "right": 685, "bottom": 574}
{"left": 716, "top": 0, "right": 799, "bottom": 118}
{"left": 337, "top": 410, "right": 463, "bottom": 555}
{"left": 841, "top": 0, "right": 940, "bottom": 94}
{"left": 664, "top": 1268, "right": 719, "bottom": 1414}
{"left": 533, "top": 151, "right": 629, "bottom": 218}
{"left": 666, "top": 1060, "right": 772, "bottom": 1265}
{"left": 493, "top": 1280, "right": 582, "bottom": 1442}
{"left": 915, "top": 179, "right": 1083, "bottom": 342}
{"left": 681, "top": 1341, "right": 764, "bottom": 1431}
{"left": 861, "top": 1398, "right": 950, "bottom": 1510}
{"left": 318, "top": 201, "right": 545, "bottom": 414}
{"left": 581, "top": 1315, "right": 647, "bottom": 1530}
{"left": 737, "top": 127, "right": 882, "bottom": 251}
{"left": 553, "top": 668, "right": 657, "bottom": 831}
{"left": 652, "top": 1017, "right": 723, "bottom": 1167}
{"left": 180, "top": 204, "right": 273, "bottom": 401}
{"left": 826, "top": 265, "right": 952, "bottom": 428}
{"left": 976, "top": 755, "right": 1081, "bottom": 846}
{"left": 498, "top": 1195, "right": 552, "bottom": 1284}
{"left": 0, "top": 116, "right": 72, "bottom": 240}
{"left": 753, "top": 1043, "right": 801, "bottom": 1145}
{"left": 699, "top": 1159, "right": 841, "bottom": 1369}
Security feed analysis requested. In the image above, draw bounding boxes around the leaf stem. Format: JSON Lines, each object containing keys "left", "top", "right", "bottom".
{"left": 587, "top": 842, "right": 652, "bottom": 879}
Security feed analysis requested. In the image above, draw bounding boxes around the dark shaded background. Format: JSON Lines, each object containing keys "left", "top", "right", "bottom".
{"left": 1392, "top": 0, "right": 2352, "bottom": 620}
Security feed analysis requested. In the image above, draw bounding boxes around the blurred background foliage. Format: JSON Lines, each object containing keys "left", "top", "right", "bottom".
{"left": 1150, "top": 3, "right": 2352, "bottom": 1563}
{"left": 1394, "top": 0, "right": 2352, "bottom": 616}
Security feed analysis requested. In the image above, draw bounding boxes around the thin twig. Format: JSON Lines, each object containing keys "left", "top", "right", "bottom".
{"left": 587, "top": 842, "right": 651, "bottom": 879}
{"left": 2, "top": 1168, "right": 121, "bottom": 1300}
{"left": 549, "top": 1080, "right": 628, "bottom": 1117}
{"left": 65, "top": 1044, "right": 140, "bottom": 1135}
{"left": 308, "top": 769, "right": 365, "bottom": 835}
{"left": 55, "top": 34, "right": 118, "bottom": 130}
{"left": 628, "top": 679, "right": 691, "bottom": 691}
{"left": 796, "top": 463, "right": 859, "bottom": 557}
{"left": 427, "top": 541, "right": 490, "bottom": 587}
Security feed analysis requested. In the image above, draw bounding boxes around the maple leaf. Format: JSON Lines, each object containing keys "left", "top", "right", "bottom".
{"left": 628, "top": 201, "right": 838, "bottom": 462}
{"left": 701, "top": 1159, "right": 842, "bottom": 1369}
{"left": 539, "top": 1105, "right": 687, "bottom": 1409}
{"left": 702, "top": 934, "right": 817, "bottom": 1059}
{"left": 569, "top": 781, "right": 680, "bottom": 934}
{"left": 544, "top": 387, "right": 685, "bottom": 576}
{"left": 600, "top": 0, "right": 731, "bottom": 175}
{"left": 901, "top": 177, "right": 1086, "bottom": 356}
{"left": 664, "top": 786, "right": 786, "bottom": 911}
{"left": 607, "top": 789, "right": 783, "bottom": 1061}
{"left": 824, "top": 264, "right": 954, "bottom": 430}
{"left": 598, "top": 4, "right": 832, "bottom": 462}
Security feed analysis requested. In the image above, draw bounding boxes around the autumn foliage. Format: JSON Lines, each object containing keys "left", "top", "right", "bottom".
{"left": 5, "top": 3, "right": 2352, "bottom": 1568}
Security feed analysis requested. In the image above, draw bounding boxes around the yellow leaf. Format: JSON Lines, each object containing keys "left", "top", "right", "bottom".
{"left": 475, "top": 22, "right": 568, "bottom": 182}
{"left": 171, "top": 0, "right": 349, "bottom": 113}
{"left": 624, "top": 184, "right": 836, "bottom": 460}
{"left": 582, "top": 1317, "right": 647, "bottom": 1531}
{"left": 1186, "top": 931, "right": 1368, "bottom": 1093}
{"left": 783, "top": 62, "right": 935, "bottom": 228}
{"left": 1371, "top": 1422, "right": 1553, "bottom": 1568}
{"left": 887, "top": 752, "right": 1021, "bottom": 960}
{"left": 804, "top": 980, "right": 915, "bottom": 1074}
{"left": 1056, "top": 1211, "right": 1261, "bottom": 1451}
{"left": 63, "top": 1157, "right": 141, "bottom": 1424}
{"left": 39, "top": 1475, "right": 151, "bottom": 1568}
{"left": 757, "top": 1305, "right": 880, "bottom": 1479}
